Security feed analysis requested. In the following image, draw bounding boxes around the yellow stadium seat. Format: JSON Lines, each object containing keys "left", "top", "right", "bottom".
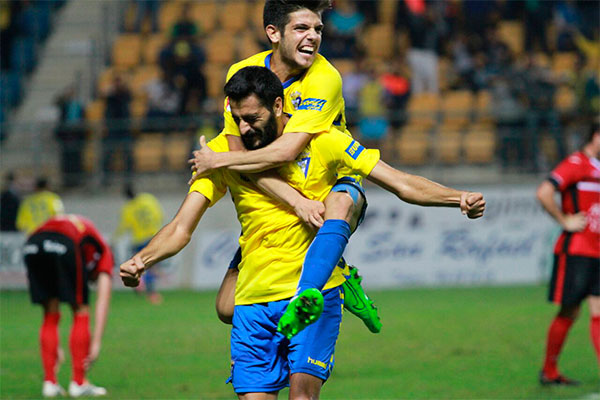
{"left": 82, "top": 140, "right": 98, "bottom": 172}
{"left": 330, "top": 59, "right": 354, "bottom": 77}
{"left": 250, "top": 1, "right": 265, "bottom": 32}
{"left": 143, "top": 34, "right": 168, "bottom": 65}
{"left": 86, "top": 100, "right": 105, "bottom": 123}
{"left": 434, "top": 129, "right": 462, "bottom": 164}
{"left": 220, "top": 1, "right": 249, "bottom": 33}
{"left": 205, "top": 30, "right": 236, "bottom": 65}
{"left": 113, "top": 34, "right": 142, "bottom": 69}
{"left": 159, "top": 2, "right": 182, "bottom": 33}
{"left": 441, "top": 90, "right": 473, "bottom": 125}
{"left": 165, "top": 133, "right": 192, "bottom": 171}
{"left": 463, "top": 126, "right": 496, "bottom": 164}
{"left": 552, "top": 52, "right": 577, "bottom": 75}
{"left": 96, "top": 67, "right": 130, "bottom": 95}
{"left": 554, "top": 85, "right": 575, "bottom": 112}
{"left": 204, "top": 63, "right": 228, "bottom": 99}
{"left": 407, "top": 93, "right": 439, "bottom": 127}
{"left": 130, "top": 97, "right": 148, "bottom": 120}
{"left": 237, "top": 34, "right": 263, "bottom": 61}
{"left": 378, "top": 0, "right": 397, "bottom": 25}
{"left": 191, "top": 1, "right": 218, "bottom": 32}
{"left": 497, "top": 21, "right": 523, "bottom": 55}
{"left": 134, "top": 134, "right": 164, "bottom": 172}
{"left": 363, "top": 24, "right": 395, "bottom": 60}
{"left": 396, "top": 128, "right": 429, "bottom": 165}
{"left": 129, "top": 65, "right": 161, "bottom": 98}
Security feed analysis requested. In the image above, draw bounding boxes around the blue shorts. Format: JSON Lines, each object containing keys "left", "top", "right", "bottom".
{"left": 229, "top": 286, "right": 344, "bottom": 393}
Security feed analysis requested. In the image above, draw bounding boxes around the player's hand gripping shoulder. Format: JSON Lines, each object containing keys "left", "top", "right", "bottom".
{"left": 459, "top": 192, "right": 486, "bottom": 219}
{"left": 188, "top": 136, "right": 216, "bottom": 183}
{"left": 119, "top": 255, "right": 146, "bottom": 287}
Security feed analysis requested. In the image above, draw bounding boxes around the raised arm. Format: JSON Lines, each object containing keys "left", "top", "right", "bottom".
{"left": 536, "top": 180, "right": 586, "bottom": 232}
{"left": 367, "top": 160, "right": 485, "bottom": 218}
{"left": 119, "top": 191, "right": 210, "bottom": 287}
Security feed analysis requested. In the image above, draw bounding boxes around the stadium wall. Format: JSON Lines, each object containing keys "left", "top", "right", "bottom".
{"left": 0, "top": 184, "right": 558, "bottom": 290}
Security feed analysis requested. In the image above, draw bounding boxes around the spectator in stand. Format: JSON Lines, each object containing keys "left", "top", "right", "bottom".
{"left": 358, "top": 67, "right": 389, "bottom": 145}
{"left": 380, "top": 56, "right": 411, "bottom": 129}
{"left": 133, "top": 0, "right": 159, "bottom": 33}
{"left": 322, "top": 0, "right": 364, "bottom": 59}
{"left": 554, "top": 0, "right": 582, "bottom": 52}
{"left": 170, "top": 2, "right": 199, "bottom": 41}
{"left": 341, "top": 57, "right": 368, "bottom": 127}
{"left": 54, "top": 85, "right": 86, "bottom": 188}
{"left": 451, "top": 32, "right": 476, "bottom": 91}
{"left": 404, "top": 0, "right": 445, "bottom": 94}
{"left": 144, "top": 70, "right": 182, "bottom": 132}
{"left": 100, "top": 74, "right": 132, "bottom": 186}
{"left": 523, "top": 0, "right": 552, "bottom": 54}
{"left": 1, "top": 171, "right": 21, "bottom": 232}
{"left": 356, "top": 0, "right": 377, "bottom": 24}
{"left": 159, "top": 39, "right": 206, "bottom": 115}
{"left": 572, "top": 54, "right": 599, "bottom": 119}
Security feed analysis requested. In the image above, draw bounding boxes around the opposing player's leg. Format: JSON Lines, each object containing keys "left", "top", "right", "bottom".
{"left": 215, "top": 247, "right": 241, "bottom": 324}
{"left": 589, "top": 295, "right": 600, "bottom": 363}
{"left": 41, "top": 298, "right": 66, "bottom": 398}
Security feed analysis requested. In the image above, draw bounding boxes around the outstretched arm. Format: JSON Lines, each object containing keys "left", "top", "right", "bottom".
{"left": 536, "top": 180, "right": 586, "bottom": 231}
{"left": 120, "top": 192, "right": 210, "bottom": 287}
{"left": 367, "top": 160, "right": 485, "bottom": 218}
{"left": 86, "top": 272, "right": 111, "bottom": 369}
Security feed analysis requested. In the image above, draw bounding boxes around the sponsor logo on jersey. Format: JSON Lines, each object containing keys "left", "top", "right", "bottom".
{"left": 297, "top": 98, "right": 327, "bottom": 111}
{"left": 345, "top": 140, "right": 364, "bottom": 160}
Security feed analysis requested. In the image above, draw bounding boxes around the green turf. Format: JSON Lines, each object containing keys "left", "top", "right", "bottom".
{"left": 1, "top": 285, "right": 597, "bottom": 399}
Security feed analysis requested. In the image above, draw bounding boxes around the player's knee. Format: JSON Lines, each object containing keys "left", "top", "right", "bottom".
{"left": 324, "top": 191, "right": 357, "bottom": 221}
{"left": 558, "top": 304, "right": 580, "bottom": 320}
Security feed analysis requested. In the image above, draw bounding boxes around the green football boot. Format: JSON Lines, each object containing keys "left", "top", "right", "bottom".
{"left": 342, "top": 265, "right": 382, "bottom": 333}
{"left": 277, "top": 288, "right": 324, "bottom": 340}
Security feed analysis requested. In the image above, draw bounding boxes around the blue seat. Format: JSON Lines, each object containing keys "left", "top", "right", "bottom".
{"left": 0, "top": 72, "right": 23, "bottom": 108}
{"left": 10, "top": 36, "right": 36, "bottom": 73}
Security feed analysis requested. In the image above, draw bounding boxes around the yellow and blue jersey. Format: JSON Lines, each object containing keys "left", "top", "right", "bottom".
{"left": 222, "top": 51, "right": 349, "bottom": 138}
{"left": 190, "top": 132, "right": 379, "bottom": 306}
{"left": 16, "top": 191, "right": 64, "bottom": 235}
{"left": 116, "top": 193, "right": 163, "bottom": 245}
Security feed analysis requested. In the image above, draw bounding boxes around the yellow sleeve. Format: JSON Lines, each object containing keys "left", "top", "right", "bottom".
{"left": 51, "top": 194, "right": 64, "bottom": 216}
{"left": 314, "top": 130, "right": 380, "bottom": 177}
{"left": 222, "top": 64, "right": 242, "bottom": 137}
{"left": 188, "top": 173, "right": 227, "bottom": 206}
{"left": 15, "top": 200, "right": 30, "bottom": 233}
{"left": 283, "top": 67, "right": 344, "bottom": 135}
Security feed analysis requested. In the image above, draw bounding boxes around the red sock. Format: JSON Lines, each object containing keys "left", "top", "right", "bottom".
{"left": 40, "top": 312, "right": 60, "bottom": 383}
{"left": 591, "top": 316, "right": 600, "bottom": 363}
{"left": 543, "top": 316, "right": 574, "bottom": 379}
{"left": 69, "top": 313, "right": 90, "bottom": 385}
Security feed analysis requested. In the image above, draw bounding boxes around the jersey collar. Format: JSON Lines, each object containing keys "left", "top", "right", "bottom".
{"left": 264, "top": 53, "right": 305, "bottom": 89}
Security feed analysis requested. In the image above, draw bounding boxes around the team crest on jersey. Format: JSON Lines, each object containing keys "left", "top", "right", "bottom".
{"left": 296, "top": 151, "right": 311, "bottom": 177}
{"left": 298, "top": 98, "right": 327, "bottom": 111}
{"left": 345, "top": 140, "right": 364, "bottom": 160}
{"left": 290, "top": 91, "right": 302, "bottom": 110}
{"left": 589, "top": 203, "right": 600, "bottom": 233}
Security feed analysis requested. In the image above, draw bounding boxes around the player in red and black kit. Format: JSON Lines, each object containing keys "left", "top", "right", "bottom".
{"left": 24, "top": 214, "right": 113, "bottom": 398}
{"left": 536, "top": 122, "right": 600, "bottom": 385}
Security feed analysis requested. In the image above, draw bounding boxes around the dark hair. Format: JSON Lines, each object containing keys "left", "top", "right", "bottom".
{"left": 263, "top": 0, "right": 331, "bottom": 31}
{"left": 224, "top": 66, "right": 284, "bottom": 110}
{"left": 35, "top": 177, "right": 48, "bottom": 190}
{"left": 587, "top": 121, "right": 600, "bottom": 144}
{"left": 124, "top": 183, "right": 135, "bottom": 199}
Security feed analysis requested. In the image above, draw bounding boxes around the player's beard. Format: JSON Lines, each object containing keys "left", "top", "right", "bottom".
{"left": 241, "top": 112, "right": 279, "bottom": 150}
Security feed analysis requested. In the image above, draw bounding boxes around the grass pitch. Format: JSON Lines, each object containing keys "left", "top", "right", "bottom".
{"left": 1, "top": 285, "right": 597, "bottom": 399}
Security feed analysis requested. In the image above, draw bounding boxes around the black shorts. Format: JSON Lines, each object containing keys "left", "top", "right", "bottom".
{"left": 548, "top": 254, "right": 600, "bottom": 306}
{"left": 24, "top": 232, "right": 90, "bottom": 306}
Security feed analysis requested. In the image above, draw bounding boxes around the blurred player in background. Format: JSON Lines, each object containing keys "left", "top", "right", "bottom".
{"left": 536, "top": 122, "right": 600, "bottom": 385}
{"left": 121, "top": 66, "right": 485, "bottom": 398}
{"left": 190, "top": 0, "right": 382, "bottom": 335}
{"left": 114, "top": 183, "right": 163, "bottom": 304}
{"left": 16, "top": 177, "right": 64, "bottom": 235}
{"left": 24, "top": 214, "right": 113, "bottom": 398}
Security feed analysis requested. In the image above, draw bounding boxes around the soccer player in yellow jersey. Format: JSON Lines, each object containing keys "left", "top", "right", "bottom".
{"left": 16, "top": 177, "right": 64, "bottom": 235}
{"left": 114, "top": 184, "right": 164, "bottom": 303}
{"left": 120, "top": 66, "right": 485, "bottom": 397}
{"left": 191, "top": 0, "right": 382, "bottom": 332}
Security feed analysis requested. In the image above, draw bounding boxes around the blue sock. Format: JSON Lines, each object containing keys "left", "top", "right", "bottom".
{"left": 297, "top": 219, "right": 351, "bottom": 294}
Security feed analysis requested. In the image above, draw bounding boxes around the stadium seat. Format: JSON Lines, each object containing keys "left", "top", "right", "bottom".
{"left": 134, "top": 133, "right": 164, "bottom": 172}
{"left": 130, "top": 97, "right": 148, "bottom": 121}
{"left": 85, "top": 100, "right": 105, "bottom": 123}
{"left": 112, "top": 34, "right": 142, "bottom": 69}
{"left": 249, "top": 0, "right": 265, "bottom": 33}
{"left": 441, "top": 90, "right": 473, "bottom": 126}
{"left": 463, "top": 125, "right": 496, "bottom": 164}
{"left": 129, "top": 65, "right": 161, "bottom": 98}
{"left": 434, "top": 128, "right": 462, "bottom": 164}
{"left": 10, "top": 36, "right": 36, "bottom": 73}
{"left": 205, "top": 30, "right": 236, "bottom": 65}
{"left": 237, "top": 34, "right": 263, "bottom": 61}
{"left": 554, "top": 86, "right": 575, "bottom": 112}
{"left": 82, "top": 140, "right": 98, "bottom": 172}
{"left": 552, "top": 52, "right": 577, "bottom": 76}
{"left": 395, "top": 128, "right": 429, "bottom": 165}
{"left": 191, "top": 1, "right": 218, "bottom": 33}
{"left": 497, "top": 21, "right": 523, "bottom": 55}
{"left": 165, "top": 133, "right": 192, "bottom": 171}
{"left": 96, "top": 67, "right": 130, "bottom": 95}
{"left": 406, "top": 93, "right": 439, "bottom": 127}
{"left": 204, "top": 63, "right": 228, "bottom": 100}
{"left": 330, "top": 59, "right": 354, "bottom": 77}
{"left": 363, "top": 24, "right": 395, "bottom": 60}
{"left": 143, "top": 34, "right": 168, "bottom": 65}
{"left": 159, "top": 2, "right": 182, "bottom": 33}
{"left": 438, "top": 57, "right": 454, "bottom": 92}
{"left": 378, "top": 0, "right": 398, "bottom": 25}
{"left": 474, "top": 90, "right": 492, "bottom": 122}
{"left": 220, "top": 1, "right": 249, "bottom": 33}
